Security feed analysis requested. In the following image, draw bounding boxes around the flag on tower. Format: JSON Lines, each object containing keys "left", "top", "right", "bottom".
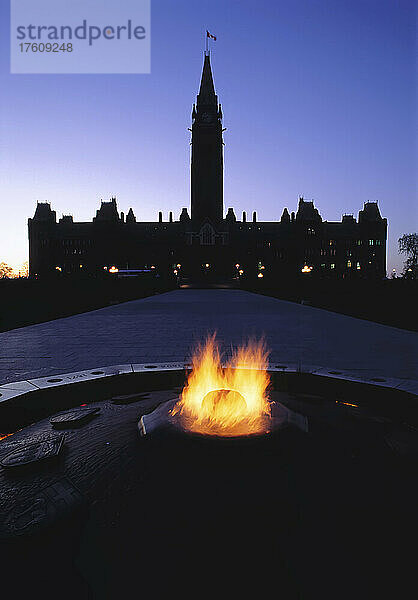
{"left": 206, "top": 31, "right": 217, "bottom": 40}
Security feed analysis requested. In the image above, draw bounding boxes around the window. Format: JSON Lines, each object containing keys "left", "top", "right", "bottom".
{"left": 330, "top": 263, "right": 335, "bottom": 269}
{"left": 356, "top": 262, "right": 361, "bottom": 270}
{"left": 356, "top": 240, "right": 362, "bottom": 246}
{"left": 329, "top": 240, "right": 335, "bottom": 246}
{"left": 199, "top": 223, "right": 216, "bottom": 245}
{"left": 307, "top": 227, "right": 315, "bottom": 235}
{"left": 368, "top": 239, "right": 374, "bottom": 246}
{"left": 347, "top": 260, "right": 352, "bottom": 268}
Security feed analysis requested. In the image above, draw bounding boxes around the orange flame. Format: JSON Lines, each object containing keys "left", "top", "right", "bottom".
{"left": 172, "top": 334, "right": 271, "bottom": 436}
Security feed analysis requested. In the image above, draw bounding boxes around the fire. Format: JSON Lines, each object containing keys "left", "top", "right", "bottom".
{"left": 171, "top": 334, "right": 271, "bottom": 436}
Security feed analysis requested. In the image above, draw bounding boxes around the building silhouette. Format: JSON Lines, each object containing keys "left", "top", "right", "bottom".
{"left": 28, "top": 52, "right": 387, "bottom": 280}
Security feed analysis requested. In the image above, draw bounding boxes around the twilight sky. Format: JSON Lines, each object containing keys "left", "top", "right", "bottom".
{"left": 0, "top": 0, "right": 416, "bottom": 274}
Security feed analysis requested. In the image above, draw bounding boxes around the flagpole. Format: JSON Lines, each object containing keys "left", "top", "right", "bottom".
{"left": 205, "top": 30, "right": 208, "bottom": 54}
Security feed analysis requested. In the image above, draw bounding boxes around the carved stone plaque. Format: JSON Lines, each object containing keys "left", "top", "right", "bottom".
{"left": 50, "top": 407, "right": 100, "bottom": 428}
{"left": 0, "top": 435, "right": 65, "bottom": 468}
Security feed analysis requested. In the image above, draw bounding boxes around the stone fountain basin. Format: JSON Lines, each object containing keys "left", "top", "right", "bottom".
{"left": 0, "top": 363, "right": 417, "bottom": 599}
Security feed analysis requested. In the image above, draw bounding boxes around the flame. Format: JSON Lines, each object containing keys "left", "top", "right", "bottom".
{"left": 172, "top": 334, "right": 271, "bottom": 436}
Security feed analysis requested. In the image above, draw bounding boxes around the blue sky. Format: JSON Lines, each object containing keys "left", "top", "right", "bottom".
{"left": 0, "top": 0, "right": 416, "bottom": 274}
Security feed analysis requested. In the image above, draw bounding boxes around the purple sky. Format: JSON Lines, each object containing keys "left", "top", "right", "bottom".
{"left": 0, "top": 0, "right": 416, "bottom": 275}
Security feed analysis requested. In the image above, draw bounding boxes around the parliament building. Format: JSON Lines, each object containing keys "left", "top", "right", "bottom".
{"left": 28, "top": 52, "right": 387, "bottom": 281}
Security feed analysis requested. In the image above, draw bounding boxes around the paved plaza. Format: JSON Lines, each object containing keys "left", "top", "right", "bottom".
{"left": 0, "top": 289, "right": 417, "bottom": 385}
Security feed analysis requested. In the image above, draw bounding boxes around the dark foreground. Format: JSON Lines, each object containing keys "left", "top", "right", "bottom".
{"left": 243, "top": 277, "right": 418, "bottom": 332}
{"left": 1, "top": 387, "right": 415, "bottom": 599}
{"left": 0, "top": 276, "right": 175, "bottom": 332}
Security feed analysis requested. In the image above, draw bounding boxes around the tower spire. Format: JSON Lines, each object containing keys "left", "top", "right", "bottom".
{"left": 190, "top": 51, "right": 224, "bottom": 225}
{"left": 197, "top": 53, "right": 217, "bottom": 107}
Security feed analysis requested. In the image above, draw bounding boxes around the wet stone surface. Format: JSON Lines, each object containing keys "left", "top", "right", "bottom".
{"left": 2, "top": 477, "right": 85, "bottom": 538}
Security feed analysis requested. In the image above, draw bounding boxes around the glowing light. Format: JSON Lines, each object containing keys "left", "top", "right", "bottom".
{"left": 176, "top": 263, "right": 181, "bottom": 268}
{"left": 238, "top": 269, "right": 244, "bottom": 275}
{"left": 235, "top": 263, "right": 240, "bottom": 269}
{"left": 260, "top": 265, "right": 265, "bottom": 270}
{"left": 336, "top": 401, "right": 359, "bottom": 408}
{"left": 171, "top": 334, "right": 271, "bottom": 436}
{"left": 79, "top": 264, "right": 83, "bottom": 268}
{"left": 109, "top": 266, "right": 119, "bottom": 274}
{"left": 55, "top": 266, "right": 62, "bottom": 272}
{"left": 258, "top": 272, "right": 264, "bottom": 278}
{"left": 151, "top": 265, "right": 156, "bottom": 269}
{"left": 205, "top": 263, "right": 210, "bottom": 268}
{"left": 301, "top": 265, "right": 313, "bottom": 273}
{"left": 174, "top": 269, "right": 178, "bottom": 275}
{"left": 103, "top": 266, "right": 108, "bottom": 270}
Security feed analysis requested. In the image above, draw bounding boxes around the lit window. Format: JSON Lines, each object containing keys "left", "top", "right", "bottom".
{"left": 330, "top": 263, "right": 335, "bottom": 269}
{"left": 356, "top": 262, "right": 361, "bottom": 270}
{"left": 356, "top": 240, "right": 362, "bottom": 246}
{"left": 368, "top": 239, "right": 374, "bottom": 246}
{"left": 347, "top": 260, "right": 352, "bottom": 268}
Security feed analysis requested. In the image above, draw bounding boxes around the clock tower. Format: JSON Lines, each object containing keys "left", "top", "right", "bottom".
{"left": 190, "top": 52, "right": 224, "bottom": 225}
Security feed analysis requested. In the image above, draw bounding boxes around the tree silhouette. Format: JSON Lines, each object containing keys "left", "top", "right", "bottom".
{"left": 398, "top": 233, "right": 418, "bottom": 278}
{"left": 0, "top": 262, "right": 14, "bottom": 278}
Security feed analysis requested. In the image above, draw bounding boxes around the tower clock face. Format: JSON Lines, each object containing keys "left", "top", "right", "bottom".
{"left": 201, "top": 112, "right": 213, "bottom": 123}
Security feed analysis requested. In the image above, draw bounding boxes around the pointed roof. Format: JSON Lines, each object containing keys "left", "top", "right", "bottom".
{"left": 197, "top": 53, "right": 217, "bottom": 106}
{"left": 33, "top": 202, "right": 56, "bottom": 222}
{"left": 281, "top": 208, "right": 290, "bottom": 223}
{"left": 358, "top": 201, "right": 383, "bottom": 222}
{"left": 126, "top": 208, "right": 136, "bottom": 223}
